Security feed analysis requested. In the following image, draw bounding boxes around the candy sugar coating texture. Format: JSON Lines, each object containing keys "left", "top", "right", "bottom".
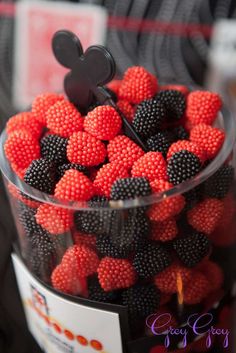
{"left": 131, "top": 152, "right": 167, "bottom": 181}
{"left": 24, "top": 158, "right": 57, "bottom": 194}
{"left": 32, "top": 92, "right": 65, "bottom": 124}
{"left": 156, "top": 89, "right": 186, "bottom": 121}
{"left": 118, "top": 66, "right": 158, "bottom": 104}
{"left": 54, "top": 170, "right": 94, "bottom": 202}
{"left": 122, "top": 284, "right": 161, "bottom": 317}
{"left": 67, "top": 131, "right": 107, "bottom": 167}
{"left": 107, "top": 135, "right": 144, "bottom": 169}
{"left": 97, "top": 257, "right": 136, "bottom": 291}
{"left": 154, "top": 263, "right": 192, "bottom": 294}
{"left": 133, "top": 98, "right": 166, "bottom": 138}
{"left": 4, "top": 130, "right": 40, "bottom": 170}
{"left": 147, "top": 131, "right": 175, "bottom": 157}
{"left": 36, "top": 204, "right": 73, "bottom": 235}
{"left": 46, "top": 100, "right": 84, "bottom": 137}
{"left": 6, "top": 112, "right": 43, "bottom": 139}
{"left": 4, "top": 66, "right": 235, "bottom": 340}
{"left": 84, "top": 106, "right": 122, "bottom": 140}
{"left": 40, "top": 135, "right": 68, "bottom": 165}
{"left": 186, "top": 90, "right": 222, "bottom": 125}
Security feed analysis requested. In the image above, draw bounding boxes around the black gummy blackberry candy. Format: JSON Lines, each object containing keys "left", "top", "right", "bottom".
{"left": 40, "top": 135, "right": 68, "bottom": 165}
{"left": 26, "top": 247, "right": 54, "bottom": 282}
{"left": 122, "top": 284, "right": 160, "bottom": 317}
{"left": 74, "top": 211, "right": 104, "bottom": 235}
{"left": 75, "top": 209, "right": 122, "bottom": 236}
{"left": 19, "top": 203, "right": 45, "bottom": 237}
{"left": 111, "top": 209, "right": 150, "bottom": 252}
{"left": 111, "top": 177, "right": 151, "bottom": 201}
{"left": 88, "top": 196, "right": 109, "bottom": 208}
{"left": 173, "top": 232, "right": 210, "bottom": 267}
{"left": 167, "top": 150, "right": 201, "bottom": 185}
{"left": 30, "top": 232, "right": 57, "bottom": 259}
{"left": 24, "top": 158, "right": 57, "bottom": 194}
{"left": 96, "top": 234, "right": 130, "bottom": 258}
{"left": 88, "top": 277, "right": 118, "bottom": 303}
{"left": 156, "top": 89, "right": 186, "bottom": 120}
{"left": 133, "top": 242, "right": 172, "bottom": 278}
{"left": 204, "top": 165, "right": 234, "bottom": 199}
{"left": 58, "top": 163, "right": 89, "bottom": 178}
{"left": 147, "top": 131, "right": 174, "bottom": 157}
{"left": 74, "top": 196, "right": 120, "bottom": 235}
{"left": 133, "top": 98, "right": 166, "bottom": 138}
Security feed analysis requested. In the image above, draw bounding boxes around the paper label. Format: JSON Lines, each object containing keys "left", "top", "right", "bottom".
{"left": 13, "top": 0, "right": 107, "bottom": 109}
{"left": 12, "top": 254, "right": 123, "bottom": 353}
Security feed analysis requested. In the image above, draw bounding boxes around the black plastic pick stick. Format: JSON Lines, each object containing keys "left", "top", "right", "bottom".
{"left": 52, "top": 30, "right": 147, "bottom": 151}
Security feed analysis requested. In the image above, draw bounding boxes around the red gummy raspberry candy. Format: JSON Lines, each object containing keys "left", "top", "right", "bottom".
{"left": 4, "top": 130, "right": 40, "bottom": 169}
{"left": 51, "top": 264, "right": 86, "bottom": 295}
{"left": 54, "top": 169, "right": 94, "bottom": 202}
{"left": 183, "top": 271, "right": 210, "bottom": 305}
{"left": 190, "top": 123, "right": 225, "bottom": 160}
{"left": 188, "top": 198, "right": 224, "bottom": 235}
{"left": 32, "top": 92, "right": 64, "bottom": 124}
{"left": 119, "top": 66, "right": 158, "bottom": 104}
{"left": 131, "top": 152, "right": 167, "bottom": 182}
{"left": 73, "top": 231, "right": 97, "bottom": 250}
{"left": 62, "top": 244, "right": 99, "bottom": 278}
{"left": 36, "top": 204, "right": 73, "bottom": 234}
{"left": 148, "top": 179, "right": 185, "bottom": 221}
{"left": 98, "top": 257, "right": 136, "bottom": 291}
{"left": 6, "top": 112, "right": 43, "bottom": 139}
{"left": 67, "top": 131, "right": 107, "bottom": 167}
{"left": 186, "top": 90, "right": 222, "bottom": 125}
{"left": 107, "top": 135, "right": 144, "bottom": 169}
{"left": 151, "top": 219, "right": 178, "bottom": 242}
{"left": 46, "top": 100, "right": 83, "bottom": 137}
{"left": 84, "top": 106, "right": 122, "bottom": 140}
{"left": 155, "top": 263, "right": 192, "bottom": 294}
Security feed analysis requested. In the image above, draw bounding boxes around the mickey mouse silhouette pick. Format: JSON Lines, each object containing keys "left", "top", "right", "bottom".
{"left": 52, "top": 30, "right": 147, "bottom": 151}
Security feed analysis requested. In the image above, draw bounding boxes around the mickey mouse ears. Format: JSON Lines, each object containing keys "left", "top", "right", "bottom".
{"left": 52, "top": 30, "right": 116, "bottom": 110}
{"left": 52, "top": 30, "right": 147, "bottom": 151}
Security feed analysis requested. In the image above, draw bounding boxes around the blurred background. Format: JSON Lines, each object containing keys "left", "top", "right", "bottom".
{"left": 1, "top": 0, "right": 236, "bottom": 352}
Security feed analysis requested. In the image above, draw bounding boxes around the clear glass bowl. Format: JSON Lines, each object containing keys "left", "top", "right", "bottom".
{"left": 1, "top": 105, "right": 236, "bottom": 351}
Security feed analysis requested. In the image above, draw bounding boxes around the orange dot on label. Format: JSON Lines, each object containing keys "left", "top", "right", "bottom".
{"left": 43, "top": 315, "right": 51, "bottom": 326}
{"left": 64, "top": 329, "right": 75, "bottom": 341}
{"left": 77, "top": 335, "right": 88, "bottom": 346}
{"left": 90, "top": 340, "right": 103, "bottom": 351}
{"left": 53, "top": 323, "right": 62, "bottom": 334}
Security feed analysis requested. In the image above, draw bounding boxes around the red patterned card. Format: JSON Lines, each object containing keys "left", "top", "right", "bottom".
{"left": 13, "top": 0, "right": 107, "bottom": 109}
